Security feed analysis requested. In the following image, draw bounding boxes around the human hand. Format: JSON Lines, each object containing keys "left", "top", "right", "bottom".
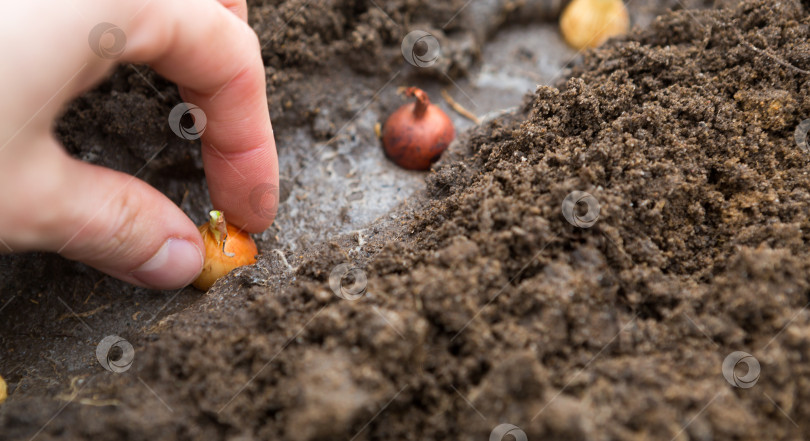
{"left": 0, "top": 0, "right": 278, "bottom": 289}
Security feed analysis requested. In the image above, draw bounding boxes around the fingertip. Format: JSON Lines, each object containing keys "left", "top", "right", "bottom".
{"left": 53, "top": 158, "right": 206, "bottom": 290}
{"left": 217, "top": 0, "right": 249, "bottom": 22}
{"left": 131, "top": 237, "right": 204, "bottom": 289}
{"left": 224, "top": 211, "right": 275, "bottom": 235}
{"left": 208, "top": 173, "right": 279, "bottom": 234}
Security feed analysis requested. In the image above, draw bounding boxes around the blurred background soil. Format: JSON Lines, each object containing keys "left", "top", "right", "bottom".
{"left": 4, "top": 0, "right": 810, "bottom": 440}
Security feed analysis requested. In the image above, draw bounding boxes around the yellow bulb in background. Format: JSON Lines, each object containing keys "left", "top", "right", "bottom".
{"left": 0, "top": 374, "right": 7, "bottom": 404}
{"left": 560, "top": 0, "right": 630, "bottom": 50}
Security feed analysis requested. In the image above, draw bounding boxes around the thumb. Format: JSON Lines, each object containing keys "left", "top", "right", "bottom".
{"left": 43, "top": 144, "right": 204, "bottom": 290}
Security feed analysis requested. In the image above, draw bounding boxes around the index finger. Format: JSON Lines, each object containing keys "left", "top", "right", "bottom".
{"left": 122, "top": 0, "right": 278, "bottom": 233}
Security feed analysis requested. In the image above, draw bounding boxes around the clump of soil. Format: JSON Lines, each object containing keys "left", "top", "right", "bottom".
{"left": 4, "top": 0, "right": 810, "bottom": 440}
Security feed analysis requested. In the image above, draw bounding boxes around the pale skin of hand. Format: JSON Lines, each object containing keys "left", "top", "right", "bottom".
{"left": 0, "top": 0, "right": 278, "bottom": 289}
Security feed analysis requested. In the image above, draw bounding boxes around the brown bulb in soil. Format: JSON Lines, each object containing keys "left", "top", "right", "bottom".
{"left": 192, "top": 210, "right": 258, "bottom": 291}
{"left": 382, "top": 87, "right": 455, "bottom": 170}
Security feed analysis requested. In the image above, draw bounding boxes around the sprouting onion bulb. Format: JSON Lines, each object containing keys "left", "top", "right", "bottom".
{"left": 559, "top": 0, "right": 629, "bottom": 50}
{"left": 382, "top": 87, "right": 455, "bottom": 171}
{"left": 192, "top": 210, "right": 257, "bottom": 291}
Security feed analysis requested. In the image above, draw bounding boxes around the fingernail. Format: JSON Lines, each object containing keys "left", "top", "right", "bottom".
{"left": 131, "top": 238, "right": 203, "bottom": 289}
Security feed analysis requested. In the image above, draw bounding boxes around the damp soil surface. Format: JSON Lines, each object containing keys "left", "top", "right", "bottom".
{"left": 4, "top": 0, "right": 810, "bottom": 440}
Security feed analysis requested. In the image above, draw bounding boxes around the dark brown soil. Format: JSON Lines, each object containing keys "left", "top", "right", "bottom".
{"left": 4, "top": 0, "right": 810, "bottom": 440}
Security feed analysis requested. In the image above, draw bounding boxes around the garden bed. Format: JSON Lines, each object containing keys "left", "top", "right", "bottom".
{"left": 2, "top": 0, "right": 809, "bottom": 440}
